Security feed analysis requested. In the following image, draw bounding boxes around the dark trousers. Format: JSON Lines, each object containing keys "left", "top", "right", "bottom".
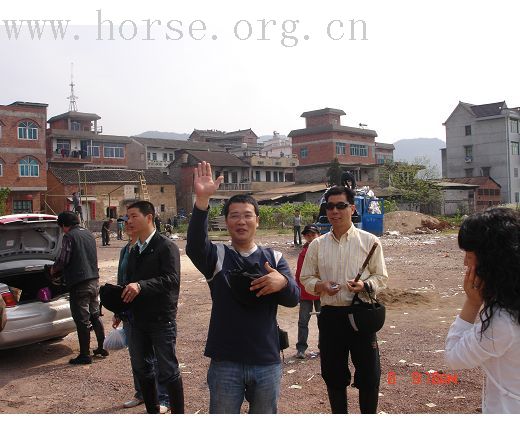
{"left": 130, "top": 318, "right": 184, "bottom": 413}
{"left": 69, "top": 279, "right": 105, "bottom": 355}
{"left": 101, "top": 229, "right": 109, "bottom": 245}
{"left": 318, "top": 306, "right": 381, "bottom": 414}
{"left": 293, "top": 226, "right": 301, "bottom": 245}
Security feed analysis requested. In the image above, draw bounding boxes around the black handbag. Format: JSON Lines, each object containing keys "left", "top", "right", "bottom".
{"left": 99, "top": 283, "right": 131, "bottom": 314}
{"left": 278, "top": 326, "right": 289, "bottom": 350}
{"left": 346, "top": 292, "right": 386, "bottom": 333}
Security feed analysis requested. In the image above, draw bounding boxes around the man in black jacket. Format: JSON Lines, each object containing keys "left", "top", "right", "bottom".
{"left": 51, "top": 211, "right": 107, "bottom": 365}
{"left": 122, "top": 201, "right": 184, "bottom": 414}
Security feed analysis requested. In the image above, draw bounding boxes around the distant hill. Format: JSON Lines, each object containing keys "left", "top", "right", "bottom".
{"left": 134, "top": 131, "right": 190, "bottom": 140}
{"left": 393, "top": 138, "right": 445, "bottom": 175}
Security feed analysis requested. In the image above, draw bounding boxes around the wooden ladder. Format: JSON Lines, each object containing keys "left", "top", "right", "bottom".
{"left": 138, "top": 171, "right": 150, "bottom": 201}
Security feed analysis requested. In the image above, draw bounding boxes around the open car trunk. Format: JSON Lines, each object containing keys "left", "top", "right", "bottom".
{"left": 0, "top": 270, "right": 68, "bottom": 304}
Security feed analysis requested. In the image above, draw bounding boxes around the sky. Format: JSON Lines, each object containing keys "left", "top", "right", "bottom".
{"left": 2, "top": 0, "right": 520, "bottom": 145}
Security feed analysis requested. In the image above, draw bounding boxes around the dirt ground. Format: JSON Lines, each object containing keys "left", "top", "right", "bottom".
{"left": 0, "top": 225, "right": 483, "bottom": 414}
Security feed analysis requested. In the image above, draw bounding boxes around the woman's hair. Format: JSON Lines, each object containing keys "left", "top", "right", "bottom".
{"left": 458, "top": 207, "right": 520, "bottom": 333}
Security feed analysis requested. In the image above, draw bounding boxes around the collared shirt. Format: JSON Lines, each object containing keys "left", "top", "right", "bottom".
{"left": 137, "top": 229, "right": 156, "bottom": 254}
{"left": 300, "top": 223, "right": 388, "bottom": 306}
{"left": 445, "top": 311, "right": 520, "bottom": 413}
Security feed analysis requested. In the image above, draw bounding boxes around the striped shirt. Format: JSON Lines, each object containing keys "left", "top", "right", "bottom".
{"left": 300, "top": 223, "right": 388, "bottom": 306}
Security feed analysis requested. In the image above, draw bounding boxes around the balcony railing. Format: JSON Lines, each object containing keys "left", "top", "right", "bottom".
{"left": 218, "top": 183, "right": 251, "bottom": 191}
{"left": 52, "top": 149, "right": 93, "bottom": 162}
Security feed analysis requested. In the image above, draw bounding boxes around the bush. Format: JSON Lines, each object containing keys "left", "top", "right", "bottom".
{"left": 258, "top": 202, "right": 320, "bottom": 229}
{"left": 383, "top": 199, "right": 398, "bottom": 213}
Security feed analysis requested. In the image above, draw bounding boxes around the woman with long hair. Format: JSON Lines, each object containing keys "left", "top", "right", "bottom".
{"left": 445, "top": 207, "right": 520, "bottom": 413}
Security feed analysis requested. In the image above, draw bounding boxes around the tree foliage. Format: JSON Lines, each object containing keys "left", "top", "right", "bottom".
{"left": 379, "top": 158, "right": 441, "bottom": 205}
{"left": 326, "top": 158, "right": 343, "bottom": 186}
{"left": 0, "top": 188, "right": 10, "bottom": 216}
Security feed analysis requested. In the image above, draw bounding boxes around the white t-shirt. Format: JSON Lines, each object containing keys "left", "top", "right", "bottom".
{"left": 445, "top": 309, "right": 520, "bottom": 413}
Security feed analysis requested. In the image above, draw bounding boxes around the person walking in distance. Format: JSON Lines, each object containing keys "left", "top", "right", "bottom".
{"left": 51, "top": 211, "right": 108, "bottom": 365}
{"left": 101, "top": 218, "right": 112, "bottom": 246}
{"left": 300, "top": 186, "right": 388, "bottom": 414}
{"left": 293, "top": 209, "right": 302, "bottom": 246}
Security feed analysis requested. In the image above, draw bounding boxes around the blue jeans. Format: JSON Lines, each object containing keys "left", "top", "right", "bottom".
{"left": 123, "top": 318, "right": 169, "bottom": 406}
{"left": 296, "top": 299, "right": 321, "bottom": 353}
{"left": 207, "top": 359, "right": 282, "bottom": 414}
{"left": 129, "top": 319, "right": 180, "bottom": 405}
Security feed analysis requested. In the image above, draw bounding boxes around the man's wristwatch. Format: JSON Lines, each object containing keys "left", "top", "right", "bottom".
{"left": 136, "top": 282, "right": 142, "bottom": 293}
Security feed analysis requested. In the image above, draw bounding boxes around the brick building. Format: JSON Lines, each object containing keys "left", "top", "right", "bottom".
{"left": 46, "top": 111, "right": 134, "bottom": 169}
{"left": 46, "top": 167, "right": 176, "bottom": 222}
{"left": 189, "top": 128, "right": 258, "bottom": 148}
{"left": 289, "top": 108, "right": 393, "bottom": 185}
{"left": 0, "top": 101, "right": 48, "bottom": 214}
{"left": 169, "top": 150, "right": 250, "bottom": 214}
{"left": 438, "top": 176, "right": 501, "bottom": 214}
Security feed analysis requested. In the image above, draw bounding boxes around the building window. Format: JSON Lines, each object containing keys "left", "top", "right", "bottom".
{"left": 231, "top": 172, "right": 238, "bottom": 183}
{"left": 274, "top": 172, "right": 279, "bottom": 182}
{"left": 515, "top": 168, "right": 519, "bottom": 178}
{"left": 465, "top": 168, "right": 473, "bottom": 177}
{"left": 152, "top": 152, "right": 157, "bottom": 161}
{"left": 279, "top": 171, "right": 284, "bottom": 182}
{"left": 255, "top": 170, "right": 260, "bottom": 181}
{"left": 465, "top": 125, "right": 472, "bottom": 136}
{"left": 104, "top": 143, "right": 125, "bottom": 158}
{"left": 88, "top": 142, "right": 100, "bottom": 157}
{"left": 0, "top": 160, "right": 3, "bottom": 176}
{"left": 223, "top": 171, "right": 229, "bottom": 183}
{"left": 511, "top": 119, "right": 519, "bottom": 133}
{"left": 13, "top": 200, "right": 33, "bottom": 213}
{"left": 512, "top": 141, "right": 520, "bottom": 155}
{"left": 300, "top": 147, "right": 308, "bottom": 158}
{"left": 464, "top": 145, "right": 473, "bottom": 161}
{"left": 516, "top": 192, "right": 520, "bottom": 204}
{"left": 266, "top": 171, "right": 271, "bottom": 182}
{"left": 481, "top": 167, "right": 490, "bottom": 177}
{"left": 160, "top": 204, "right": 165, "bottom": 212}
{"left": 163, "top": 153, "right": 168, "bottom": 161}
{"left": 350, "top": 144, "right": 368, "bottom": 157}
{"left": 71, "top": 121, "right": 81, "bottom": 131}
{"left": 160, "top": 186, "right": 164, "bottom": 193}
{"left": 169, "top": 153, "right": 174, "bottom": 161}
{"left": 19, "top": 157, "right": 39, "bottom": 177}
{"left": 18, "top": 121, "right": 38, "bottom": 140}
{"left": 336, "top": 142, "right": 346, "bottom": 155}
{"left": 147, "top": 152, "right": 151, "bottom": 160}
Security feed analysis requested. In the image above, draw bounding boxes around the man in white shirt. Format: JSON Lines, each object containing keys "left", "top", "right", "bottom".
{"left": 300, "top": 185, "right": 388, "bottom": 413}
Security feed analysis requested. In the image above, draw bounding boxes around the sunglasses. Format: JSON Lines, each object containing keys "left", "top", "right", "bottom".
{"left": 325, "top": 202, "right": 350, "bottom": 210}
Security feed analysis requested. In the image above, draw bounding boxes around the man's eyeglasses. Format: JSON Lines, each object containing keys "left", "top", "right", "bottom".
{"left": 325, "top": 202, "right": 350, "bottom": 210}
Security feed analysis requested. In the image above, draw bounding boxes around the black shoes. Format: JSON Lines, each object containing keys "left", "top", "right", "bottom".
{"left": 69, "top": 355, "right": 92, "bottom": 365}
{"left": 93, "top": 348, "right": 109, "bottom": 357}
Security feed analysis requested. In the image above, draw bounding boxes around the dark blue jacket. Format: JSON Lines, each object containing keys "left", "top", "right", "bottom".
{"left": 186, "top": 206, "right": 299, "bottom": 365}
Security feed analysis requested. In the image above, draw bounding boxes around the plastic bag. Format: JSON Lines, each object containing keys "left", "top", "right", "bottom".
{"left": 103, "top": 327, "right": 127, "bottom": 350}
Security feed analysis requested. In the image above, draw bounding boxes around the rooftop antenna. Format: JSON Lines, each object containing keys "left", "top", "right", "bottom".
{"left": 359, "top": 123, "right": 367, "bottom": 129}
{"left": 67, "top": 63, "right": 78, "bottom": 112}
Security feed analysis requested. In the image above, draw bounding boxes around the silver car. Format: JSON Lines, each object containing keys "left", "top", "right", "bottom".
{"left": 0, "top": 213, "right": 76, "bottom": 349}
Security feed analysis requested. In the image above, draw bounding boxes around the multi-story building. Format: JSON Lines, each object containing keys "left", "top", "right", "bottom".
{"left": 0, "top": 101, "right": 48, "bottom": 214}
{"left": 132, "top": 137, "right": 226, "bottom": 174}
{"left": 289, "top": 108, "right": 392, "bottom": 185}
{"left": 442, "top": 101, "right": 520, "bottom": 203}
{"left": 375, "top": 142, "right": 395, "bottom": 164}
{"left": 46, "top": 111, "right": 134, "bottom": 169}
{"left": 261, "top": 131, "right": 292, "bottom": 157}
{"left": 189, "top": 128, "right": 258, "bottom": 148}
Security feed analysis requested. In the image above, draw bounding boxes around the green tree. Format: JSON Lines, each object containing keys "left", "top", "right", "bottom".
{"left": 326, "top": 158, "right": 343, "bottom": 186}
{"left": 379, "top": 159, "right": 441, "bottom": 207}
{"left": 0, "top": 188, "right": 10, "bottom": 216}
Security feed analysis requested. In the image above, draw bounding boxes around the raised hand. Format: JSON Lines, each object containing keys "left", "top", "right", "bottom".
{"left": 193, "top": 162, "right": 224, "bottom": 208}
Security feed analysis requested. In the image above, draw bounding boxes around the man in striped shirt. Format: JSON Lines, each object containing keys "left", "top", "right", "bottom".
{"left": 300, "top": 185, "right": 388, "bottom": 413}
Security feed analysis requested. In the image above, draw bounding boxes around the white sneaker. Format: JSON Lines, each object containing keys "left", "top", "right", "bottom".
{"left": 123, "top": 398, "right": 144, "bottom": 408}
{"left": 159, "top": 405, "right": 169, "bottom": 414}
